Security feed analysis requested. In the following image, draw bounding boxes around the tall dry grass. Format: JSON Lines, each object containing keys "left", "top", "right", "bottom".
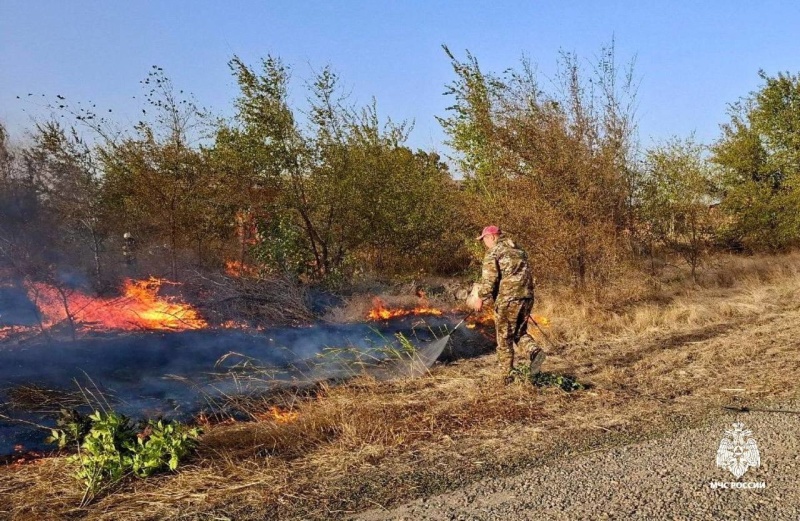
{"left": 535, "top": 252, "right": 800, "bottom": 343}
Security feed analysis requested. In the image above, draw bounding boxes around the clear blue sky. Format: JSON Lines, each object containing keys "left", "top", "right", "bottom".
{"left": 1, "top": 1, "right": 798, "bottom": 160}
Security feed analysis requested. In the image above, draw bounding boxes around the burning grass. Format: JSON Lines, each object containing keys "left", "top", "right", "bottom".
{"left": 324, "top": 290, "right": 454, "bottom": 324}
{"left": 4, "top": 253, "right": 800, "bottom": 520}
{"left": 366, "top": 297, "right": 444, "bottom": 321}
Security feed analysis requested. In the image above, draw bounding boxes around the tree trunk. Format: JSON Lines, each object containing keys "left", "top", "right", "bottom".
{"left": 87, "top": 223, "right": 102, "bottom": 286}
{"left": 690, "top": 213, "right": 699, "bottom": 284}
{"left": 54, "top": 285, "right": 77, "bottom": 342}
{"left": 169, "top": 212, "right": 178, "bottom": 281}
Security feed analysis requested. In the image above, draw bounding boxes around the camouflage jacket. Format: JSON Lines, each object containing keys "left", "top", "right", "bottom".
{"left": 476, "top": 236, "right": 534, "bottom": 305}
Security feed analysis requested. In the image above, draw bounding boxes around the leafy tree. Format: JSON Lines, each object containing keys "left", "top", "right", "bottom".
{"left": 440, "top": 43, "right": 639, "bottom": 286}
{"left": 438, "top": 46, "right": 504, "bottom": 201}
{"left": 641, "top": 136, "right": 718, "bottom": 281}
{"left": 221, "top": 57, "right": 465, "bottom": 280}
{"left": 99, "top": 68, "right": 220, "bottom": 278}
{"left": 22, "top": 122, "right": 107, "bottom": 282}
{"left": 208, "top": 55, "right": 319, "bottom": 277}
{"left": 0, "top": 123, "right": 44, "bottom": 272}
{"left": 713, "top": 71, "right": 800, "bottom": 250}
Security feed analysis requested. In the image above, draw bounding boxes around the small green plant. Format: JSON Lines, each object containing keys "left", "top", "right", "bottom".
{"left": 72, "top": 410, "right": 137, "bottom": 499}
{"left": 528, "top": 370, "right": 585, "bottom": 392}
{"left": 47, "top": 409, "right": 201, "bottom": 504}
{"left": 46, "top": 408, "right": 92, "bottom": 449}
{"left": 508, "top": 365, "right": 584, "bottom": 391}
{"left": 319, "top": 330, "right": 419, "bottom": 367}
{"left": 392, "top": 332, "right": 417, "bottom": 357}
{"left": 131, "top": 419, "right": 200, "bottom": 477}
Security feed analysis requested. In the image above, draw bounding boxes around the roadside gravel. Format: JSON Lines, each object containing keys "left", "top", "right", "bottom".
{"left": 356, "top": 405, "right": 800, "bottom": 520}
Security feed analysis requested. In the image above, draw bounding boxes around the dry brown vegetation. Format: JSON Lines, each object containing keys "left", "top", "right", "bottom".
{"left": 3, "top": 253, "right": 800, "bottom": 520}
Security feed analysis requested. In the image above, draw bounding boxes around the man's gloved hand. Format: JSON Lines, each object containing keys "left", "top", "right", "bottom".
{"left": 466, "top": 283, "right": 483, "bottom": 311}
{"left": 466, "top": 293, "right": 483, "bottom": 311}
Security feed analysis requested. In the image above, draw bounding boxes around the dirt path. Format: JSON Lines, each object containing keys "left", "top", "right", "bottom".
{"left": 356, "top": 405, "right": 800, "bottom": 520}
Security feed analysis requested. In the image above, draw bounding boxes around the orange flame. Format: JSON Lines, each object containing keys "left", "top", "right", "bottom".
{"left": 225, "top": 260, "right": 258, "bottom": 278}
{"left": 195, "top": 412, "right": 236, "bottom": 427}
{"left": 366, "top": 297, "right": 443, "bottom": 321}
{"left": 529, "top": 314, "right": 550, "bottom": 327}
{"left": 0, "top": 326, "right": 29, "bottom": 340}
{"left": 256, "top": 406, "right": 299, "bottom": 424}
{"left": 1, "top": 277, "right": 207, "bottom": 339}
{"left": 466, "top": 309, "right": 495, "bottom": 328}
{"left": 116, "top": 277, "right": 207, "bottom": 330}
{"left": 221, "top": 319, "right": 248, "bottom": 329}
{"left": 10, "top": 444, "right": 46, "bottom": 466}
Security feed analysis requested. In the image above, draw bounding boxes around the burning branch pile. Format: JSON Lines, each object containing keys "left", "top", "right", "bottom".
{"left": 1, "top": 276, "right": 207, "bottom": 341}
{"left": 112, "top": 277, "right": 207, "bottom": 330}
{"left": 201, "top": 271, "right": 314, "bottom": 326}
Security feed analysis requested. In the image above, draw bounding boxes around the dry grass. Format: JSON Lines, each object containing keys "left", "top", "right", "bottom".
{"left": 5, "top": 385, "right": 87, "bottom": 412}
{"left": 3, "top": 253, "right": 800, "bottom": 520}
{"left": 536, "top": 252, "right": 800, "bottom": 343}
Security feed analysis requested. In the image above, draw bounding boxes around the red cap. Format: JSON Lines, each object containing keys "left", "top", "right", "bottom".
{"left": 476, "top": 225, "right": 501, "bottom": 240}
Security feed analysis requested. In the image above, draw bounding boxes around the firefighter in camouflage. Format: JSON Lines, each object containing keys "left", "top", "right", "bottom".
{"left": 469, "top": 225, "right": 545, "bottom": 382}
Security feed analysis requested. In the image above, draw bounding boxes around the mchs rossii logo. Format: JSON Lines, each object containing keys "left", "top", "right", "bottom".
{"left": 710, "top": 422, "right": 765, "bottom": 489}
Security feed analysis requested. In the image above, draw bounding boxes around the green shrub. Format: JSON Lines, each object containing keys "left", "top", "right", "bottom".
{"left": 508, "top": 366, "right": 585, "bottom": 392}
{"left": 48, "top": 408, "right": 93, "bottom": 449}
{"left": 528, "top": 370, "right": 585, "bottom": 392}
{"left": 47, "top": 409, "right": 201, "bottom": 503}
{"left": 131, "top": 419, "right": 200, "bottom": 477}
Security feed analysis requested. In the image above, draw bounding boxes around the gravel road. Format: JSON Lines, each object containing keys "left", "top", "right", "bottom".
{"left": 355, "top": 406, "right": 800, "bottom": 520}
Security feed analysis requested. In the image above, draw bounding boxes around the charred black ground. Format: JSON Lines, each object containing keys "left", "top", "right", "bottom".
{"left": 0, "top": 314, "right": 492, "bottom": 455}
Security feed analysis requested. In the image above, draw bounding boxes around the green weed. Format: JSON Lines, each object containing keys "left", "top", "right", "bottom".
{"left": 47, "top": 409, "right": 201, "bottom": 505}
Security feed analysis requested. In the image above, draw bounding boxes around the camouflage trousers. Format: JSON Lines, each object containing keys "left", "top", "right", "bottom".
{"left": 494, "top": 297, "right": 537, "bottom": 371}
